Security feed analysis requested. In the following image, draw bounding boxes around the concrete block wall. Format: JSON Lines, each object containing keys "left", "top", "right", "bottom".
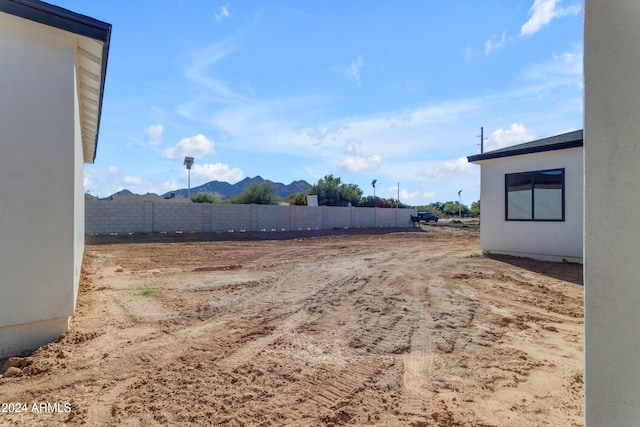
{"left": 85, "top": 200, "right": 415, "bottom": 235}
{"left": 324, "top": 206, "right": 351, "bottom": 229}
{"left": 85, "top": 200, "right": 144, "bottom": 234}
{"left": 211, "top": 204, "right": 251, "bottom": 232}
{"left": 376, "top": 208, "right": 401, "bottom": 227}
{"left": 153, "top": 202, "right": 204, "bottom": 232}
{"left": 291, "top": 206, "right": 324, "bottom": 230}
{"left": 254, "top": 205, "right": 289, "bottom": 231}
{"left": 353, "top": 207, "right": 376, "bottom": 228}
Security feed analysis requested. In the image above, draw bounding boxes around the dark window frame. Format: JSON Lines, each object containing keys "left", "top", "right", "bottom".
{"left": 504, "top": 168, "right": 565, "bottom": 222}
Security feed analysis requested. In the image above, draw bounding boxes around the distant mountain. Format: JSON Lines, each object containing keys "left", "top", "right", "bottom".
{"left": 106, "top": 176, "right": 311, "bottom": 200}
{"left": 108, "top": 189, "right": 160, "bottom": 199}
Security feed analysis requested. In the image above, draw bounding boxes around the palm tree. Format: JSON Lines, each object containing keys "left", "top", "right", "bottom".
{"left": 371, "top": 179, "right": 377, "bottom": 199}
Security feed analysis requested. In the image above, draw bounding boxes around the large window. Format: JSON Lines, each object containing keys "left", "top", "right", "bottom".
{"left": 505, "top": 169, "right": 564, "bottom": 221}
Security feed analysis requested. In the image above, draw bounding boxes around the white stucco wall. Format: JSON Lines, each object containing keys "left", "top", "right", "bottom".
{"left": 73, "top": 68, "right": 85, "bottom": 308}
{"left": 584, "top": 1, "right": 640, "bottom": 425}
{"left": 475, "top": 147, "right": 583, "bottom": 263}
{"left": 0, "top": 13, "right": 81, "bottom": 358}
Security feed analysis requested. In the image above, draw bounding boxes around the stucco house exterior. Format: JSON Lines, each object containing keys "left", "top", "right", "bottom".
{"left": 584, "top": 1, "right": 640, "bottom": 424}
{"left": 467, "top": 130, "right": 583, "bottom": 264}
{"left": 0, "top": 0, "right": 110, "bottom": 359}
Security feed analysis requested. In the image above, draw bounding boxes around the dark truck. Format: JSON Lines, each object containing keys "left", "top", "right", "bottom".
{"left": 417, "top": 212, "right": 439, "bottom": 222}
{"left": 411, "top": 211, "right": 439, "bottom": 225}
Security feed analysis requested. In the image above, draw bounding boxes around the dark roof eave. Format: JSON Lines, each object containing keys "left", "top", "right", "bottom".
{"left": 467, "top": 139, "right": 583, "bottom": 163}
{"left": 0, "top": 0, "right": 111, "bottom": 41}
{"left": 0, "top": 0, "right": 111, "bottom": 163}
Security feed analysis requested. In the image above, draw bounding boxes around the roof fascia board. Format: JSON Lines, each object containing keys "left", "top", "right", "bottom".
{"left": 467, "top": 140, "right": 583, "bottom": 163}
{"left": 0, "top": 0, "right": 110, "bottom": 41}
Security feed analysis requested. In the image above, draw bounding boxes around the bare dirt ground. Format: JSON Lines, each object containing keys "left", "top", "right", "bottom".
{"left": 0, "top": 225, "right": 583, "bottom": 426}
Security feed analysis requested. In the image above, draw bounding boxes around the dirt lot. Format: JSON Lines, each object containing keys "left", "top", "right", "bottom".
{"left": 0, "top": 226, "right": 583, "bottom": 426}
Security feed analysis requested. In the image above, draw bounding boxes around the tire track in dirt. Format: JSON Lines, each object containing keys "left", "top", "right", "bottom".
{"left": 216, "top": 272, "right": 370, "bottom": 368}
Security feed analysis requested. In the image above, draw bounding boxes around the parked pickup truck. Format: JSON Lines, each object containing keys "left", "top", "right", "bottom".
{"left": 417, "top": 211, "right": 439, "bottom": 222}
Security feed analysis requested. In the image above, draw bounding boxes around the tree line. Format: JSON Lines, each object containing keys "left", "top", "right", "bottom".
{"left": 414, "top": 200, "right": 480, "bottom": 217}
{"left": 189, "top": 174, "right": 480, "bottom": 216}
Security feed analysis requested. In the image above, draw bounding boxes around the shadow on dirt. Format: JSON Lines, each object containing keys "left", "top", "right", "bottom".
{"left": 489, "top": 254, "right": 583, "bottom": 286}
{"left": 86, "top": 227, "right": 427, "bottom": 245}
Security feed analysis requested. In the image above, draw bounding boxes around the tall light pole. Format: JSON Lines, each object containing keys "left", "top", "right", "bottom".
{"left": 184, "top": 156, "right": 194, "bottom": 199}
{"left": 458, "top": 190, "right": 462, "bottom": 218}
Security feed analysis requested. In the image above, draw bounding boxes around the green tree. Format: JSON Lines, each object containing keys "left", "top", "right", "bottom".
{"left": 443, "top": 201, "right": 470, "bottom": 217}
{"left": 470, "top": 200, "right": 480, "bottom": 216}
{"left": 360, "top": 196, "right": 402, "bottom": 208}
{"left": 308, "top": 174, "right": 363, "bottom": 206}
{"left": 342, "top": 183, "right": 363, "bottom": 206}
{"left": 285, "top": 192, "right": 308, "bottom": 205}
{"left": 191, "top": 192, "right": 221, "bottom": 203}
{"left": 414, "top": 202, "right": 445, "bottom": 215}
{"left": 231, "top": 181, "right": 278, "bottom": 204}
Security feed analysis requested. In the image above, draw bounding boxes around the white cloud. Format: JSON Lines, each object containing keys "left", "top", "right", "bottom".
{"left": 189, "top": 162, "right": 244, "bottom": 184}
{"left": 485, "top": 123, "right": 535, "bottom": 151}
{"left": 422, "top": 157, "right": 475, "bottom": 179}
{"left": 144, "top": 124, "right": 164, "bottom": 146}
{"left": 521, "top": 0, "right": 581, "bottom": 37}
{"left": 423, "top": 191, "right": 437, "bottom": 199}
{"left": 338, "top": 140, "right": 381, "bottom": 172}
{"left": 181, "top": 40, "right": 242, "bottom": 101}
{"left": 119, "top": 176, "right": 164, "bottom": 195}
{"left": 306, "top": 124, "right": 350, "bottom": 143}
{"left": 381, "top": 186, "right": 418, "bottom": 201}
{"left": 215, "top": 5, "right": 230, "bottom": 22}
{"left": 345, "top": 56, "right": 364, "bottom": 81}
{"left": 342, "top": 141, "right": 362, "bottom": 156}
{"left": 84, "top": 166, "right": 119, "bottom": 194}
{"left": 124, "top": 176, "right": 143, "bottom": 185}
{"left": 399, "top": 189, "right": 420, "bottom": 200}
{"left": 339, "top": 155, "right": 382, "bottom": 173}
{"left": 523, "top": 49, "right": 583, "bottom": 83}
{"left": 162, "top": 180, "right": 179, "bottom": 191}
{"left": 161, "top": 134, "right": 214, "bottom": 160}
{"left": 187, "top": 96, "right": 482, "bottom": 174}
{"left": 485, "top": 31, "right": 511, "bottom": 56}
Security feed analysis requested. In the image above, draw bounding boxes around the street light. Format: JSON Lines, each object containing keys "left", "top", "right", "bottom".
{"left": 458, "top": 190, "right": 462, "bottom": 218}
{"left": 184, "top": 156, "right": 194, "bottom": 199}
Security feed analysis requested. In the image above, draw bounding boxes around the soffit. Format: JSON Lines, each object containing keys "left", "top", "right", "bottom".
{"left": 76, "top": 35, "right": 105, "bottom": 163}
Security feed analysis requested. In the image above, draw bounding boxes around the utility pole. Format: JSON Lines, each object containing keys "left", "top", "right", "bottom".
{"left": 478, "top": 127, "right": 487, "bottom": 153}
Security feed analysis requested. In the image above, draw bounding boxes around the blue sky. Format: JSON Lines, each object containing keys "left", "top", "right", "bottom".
{"left": 60, "top": 0, "right": 582, "bottom": 205}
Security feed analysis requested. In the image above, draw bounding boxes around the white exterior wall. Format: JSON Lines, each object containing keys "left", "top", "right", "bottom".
{"left": 584, "top": 1, "right": 640, "bottom": 425}
{"left": 73, "top": 68, "right": 85, "bottom": 308}
{"left": 476, "top": 147, "right": 583, "bottom": 263}
{"left": 0, "top": 14, "right": 82, "bottom": 358}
